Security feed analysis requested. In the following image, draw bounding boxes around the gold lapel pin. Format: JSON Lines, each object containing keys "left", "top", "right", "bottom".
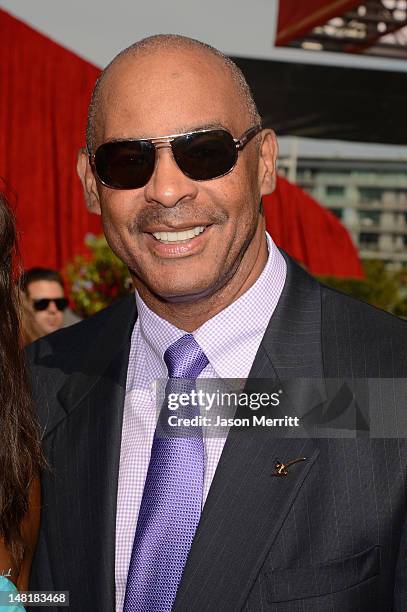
{"left": 272, "top": 457, "right": 306, "bottom": 477}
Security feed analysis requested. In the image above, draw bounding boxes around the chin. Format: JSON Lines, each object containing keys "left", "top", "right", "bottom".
{"left": 153, "top": 281, "right": 220, "bottom": 303}
{"left": 45, "top": 324, "right": 60, "bottom": 333}
{"left": 133, "top": 265, "right": 225, "bottom": 303}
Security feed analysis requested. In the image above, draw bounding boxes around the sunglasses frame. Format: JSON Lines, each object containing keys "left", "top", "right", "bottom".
{"left": 88, "top": 124, "right": 263, "bottom": 190}
{"left": 32, "top": 298, "right": 69, "bottom": 312}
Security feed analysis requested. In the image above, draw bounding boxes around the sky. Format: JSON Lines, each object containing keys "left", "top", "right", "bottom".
{"left": 2, "top": 0, "right": 407, "bottom": 72}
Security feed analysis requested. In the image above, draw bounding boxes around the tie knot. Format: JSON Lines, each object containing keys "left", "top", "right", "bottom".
{"left": 164, "top": 334, "right": 209, "bottom": 379}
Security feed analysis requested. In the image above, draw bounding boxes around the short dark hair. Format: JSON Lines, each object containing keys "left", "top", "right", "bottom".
{"left": 19, "top": 267, "right": 64, "bottom": 294}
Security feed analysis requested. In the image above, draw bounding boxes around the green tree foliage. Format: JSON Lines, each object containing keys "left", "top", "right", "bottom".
{"left": 319, "top": 260, "right": 407, "bottom": 317}
{"left": 64, "top": 234, "right": 132, "bottom": 317}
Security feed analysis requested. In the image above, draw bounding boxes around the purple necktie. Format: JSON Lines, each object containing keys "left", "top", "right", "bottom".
{"left": 123, "top": 334, "right": 209, "bottom": 612}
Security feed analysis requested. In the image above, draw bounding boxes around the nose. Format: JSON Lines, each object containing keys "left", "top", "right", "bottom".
{"left": 46, "top": 300, "right": 58, "bottom": 314}
{"left": 144, "top": 145, "right": 198, "bottom": 207}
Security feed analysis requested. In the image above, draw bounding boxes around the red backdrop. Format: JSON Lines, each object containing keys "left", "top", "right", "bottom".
{"left": 0, "top": 8, "right": 362, "bottom": 278}
{"left": 0, "top": 9, "right": 102, "bottom": 268}
{"left": 265, "top": 177, "right": 363, "bottom": 277}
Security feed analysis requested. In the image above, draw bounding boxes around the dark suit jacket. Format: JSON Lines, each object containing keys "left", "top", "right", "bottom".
{"left": 28, "top": 253, "right": 407, "bottom": 611}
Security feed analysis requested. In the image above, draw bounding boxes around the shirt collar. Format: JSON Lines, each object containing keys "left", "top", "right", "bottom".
{"left": 134, "top": 232, "right": 286, "bottom": 379}
{"left": 194, "top": 232, "right": 286, "bottom": 377}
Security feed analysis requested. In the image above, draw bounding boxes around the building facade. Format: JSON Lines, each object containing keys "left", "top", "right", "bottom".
{"left": 278, "top": 138, "right": 407, "bottom": 266}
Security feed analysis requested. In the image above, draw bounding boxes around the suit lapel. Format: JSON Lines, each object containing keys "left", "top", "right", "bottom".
{"left": 57, "top": 295, "right": 138, "bottom": 417}
{"left": 46, "top": 296, "right": 137, "bottom": 611}
{"left": 174, "top": 254, "right": 324, "bottom": 611}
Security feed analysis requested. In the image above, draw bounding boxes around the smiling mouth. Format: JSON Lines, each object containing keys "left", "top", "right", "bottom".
{"left": 149, "top": 225, "right": 210, "bottom": 244}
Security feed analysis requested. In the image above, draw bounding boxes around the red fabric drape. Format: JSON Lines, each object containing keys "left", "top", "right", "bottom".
{"left": 276, "top": 0, "right": 360, "bottom": 46}
{"left": 264, "top": 176, "right": 363, "bottom": 278}
{"left": 0, "top": 9, "right": 102, "bottom": 269}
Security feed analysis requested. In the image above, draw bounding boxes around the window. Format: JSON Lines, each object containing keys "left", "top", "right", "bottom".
{"left": 359, "top": 232, "right": 378, "bottom": 245}
{"left": 359, "top": 211, "right": 380, "bottom": 226}
{"left": 359, "top": 187, "right": 382, "bottom": 204}
{"left": 326, "top": 185, "right": 345, "bottom": 197}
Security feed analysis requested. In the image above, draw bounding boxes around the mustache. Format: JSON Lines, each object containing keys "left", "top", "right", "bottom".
{"left": 130, "top": 206, "right": 227, "bottom": 233}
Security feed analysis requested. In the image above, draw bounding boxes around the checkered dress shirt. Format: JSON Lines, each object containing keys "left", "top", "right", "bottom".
{"left": 115, "top": 232, "right": 287, "bottom": 611}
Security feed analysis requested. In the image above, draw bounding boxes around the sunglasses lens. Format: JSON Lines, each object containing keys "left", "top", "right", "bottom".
{"left": 33, "top": 299, "right": 48, "bottom": 311}
{"left": 55, "top": 298, "right": 69, "bottom": 311}
{"left": 94, "top": 141, "right": 156, "bottom": 189}
{"left": 172, "top": 130, "right": 237, "bottom": 180}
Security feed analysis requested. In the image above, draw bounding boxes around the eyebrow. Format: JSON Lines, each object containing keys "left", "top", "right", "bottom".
{"left": 101, "top": 122, "right": 233, "bottom": 144}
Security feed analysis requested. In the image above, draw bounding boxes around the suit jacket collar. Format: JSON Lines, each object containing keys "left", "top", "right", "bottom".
{"left": 250, "top": 250, "right": 324, "bottom": 379}
{"left": 56, "top": 295, "right": 138, "bottom": 417}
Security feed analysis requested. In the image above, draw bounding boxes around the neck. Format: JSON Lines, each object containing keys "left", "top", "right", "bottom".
{"left": 134, "top": 231, "right": 269, "bottom": 332}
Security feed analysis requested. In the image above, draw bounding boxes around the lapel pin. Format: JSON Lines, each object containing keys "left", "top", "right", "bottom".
{"left": 272, "top": 457, "right": 306, "bottom": 477}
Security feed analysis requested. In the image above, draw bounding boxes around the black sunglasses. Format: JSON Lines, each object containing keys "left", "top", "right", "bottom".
{"left": 32, "top": 298, "right": 68, "bottom": 312}
{"left": 89, "top": 124, "right": 262, "bottom": 190}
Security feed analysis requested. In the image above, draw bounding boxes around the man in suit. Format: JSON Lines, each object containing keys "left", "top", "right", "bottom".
{"left": 28, "top": 35, "right": 407, "bottom": 611}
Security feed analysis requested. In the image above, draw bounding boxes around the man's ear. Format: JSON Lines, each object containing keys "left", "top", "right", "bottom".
{"left": 258, "top": 130, "right": 278, "bottom": 197}
{"left": 77, "top": 147, "right": 102, "bottom": 215}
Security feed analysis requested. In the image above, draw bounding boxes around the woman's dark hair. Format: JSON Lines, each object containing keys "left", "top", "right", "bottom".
{"left": 0, "top": 193, "right": 45, "bottom": 567}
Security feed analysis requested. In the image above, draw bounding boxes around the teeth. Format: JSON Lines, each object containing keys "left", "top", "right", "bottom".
{"left": 152, "top": 226, "right": 206, "bottom": 243}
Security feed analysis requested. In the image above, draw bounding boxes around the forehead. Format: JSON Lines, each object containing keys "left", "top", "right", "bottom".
{"left": 99, "top": 49, "right": 248, "bottom": 141}
{"left": 27, "top": 280, "right": 64, "bottom": 296}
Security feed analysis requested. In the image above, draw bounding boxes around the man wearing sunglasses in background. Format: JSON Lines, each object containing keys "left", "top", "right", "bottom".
{"left": 28, "top": 35, "right": 407, "bottom": 611}
{"left": 20, "top": 268, "right": 68, "bottom": 337}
